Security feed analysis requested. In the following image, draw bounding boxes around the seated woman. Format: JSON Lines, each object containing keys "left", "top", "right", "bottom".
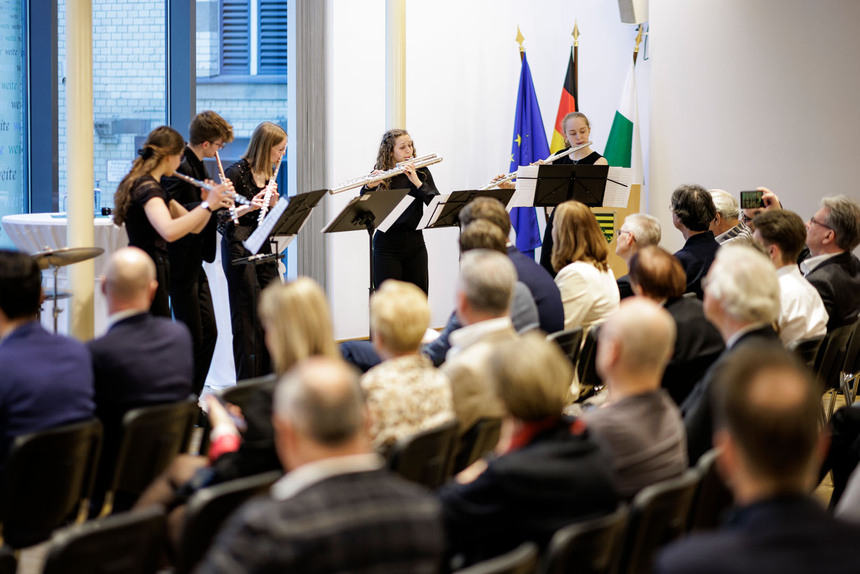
{"left": 361, "top": 280, "right": 455, "bottom": 455}
{"left": 551, "top": 201, "right": 620, "bottom": 330}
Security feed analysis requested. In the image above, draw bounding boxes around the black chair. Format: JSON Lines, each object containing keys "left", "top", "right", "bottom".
{"left": 576, "top": 328, "right": 603, "bottom": 401}
{"left": 453, "top": 417, "right": 502, "bottom": 474}
{"left": 813, "top": 323, "right": 855, "bottom": 421}
{"left": 838, "top": 318, "right": 860, "bottom": 406}
{"left": 387, "top": 418, "right": 459, "bottom": 489}
{"left": 174, "top": 470, "right": 282, "bottom": 574}
{"left": 547, "top": 327, "right": 584, "bottom": 370}
{"left": 788, "top": 335, "right": 825, "bottom": 369}
{"left": 0, "top": 419, "right": 102, "bottom": 549}
{"left": 42, "top": 506, "right": 166, "bottom": 574}
{"left": 220, "top": 373, "right": 278, "bottom": 413}
{"left": 100, "top": 397, "right": 198, "bottom": 516}
{"left": 539, "top": 506, "right": 628, "bottom": 574}
{"left": 687, "top": 448, "right": 732, "bottom": 532}
{"left": 614, "top": 469, "right": 700, "bottom": 574}
{"left": 454, "top": 542, "right": 539, "bottom": 574}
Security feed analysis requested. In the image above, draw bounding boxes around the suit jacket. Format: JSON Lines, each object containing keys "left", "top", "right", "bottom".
{"left": 662, "top": 296, "right": 725, "bottom": 405}
{"left": 0, "top": 321, "right": 94, "bottom": 466}
{"left": 681, "top": 325, "right": 779, "bottom": 465}
{"left": 617, "top": 274, "right": 635, "bottom": 300}
{"left": 674, "top": 231, "right": 720, "bottom": 299}
{"left": 656, "top": 495, "right": 860, "bottom": 574}
{"left": 507, "top": 245, "right": 565, "bottom": 334}
{"left": 805, "top": 251, "right": 860, "bottom": 331}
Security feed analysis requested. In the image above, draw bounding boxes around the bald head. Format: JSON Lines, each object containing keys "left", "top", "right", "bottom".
{"left": 103, "top": 247, "right": 157, "bottom": 312}
{"left": 597, "top": 298, "right": 676, "bottom": 391}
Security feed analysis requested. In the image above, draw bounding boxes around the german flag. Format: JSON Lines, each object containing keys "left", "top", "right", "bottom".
{"left": 549, "top": 46, "right": 578, "bottom": 154}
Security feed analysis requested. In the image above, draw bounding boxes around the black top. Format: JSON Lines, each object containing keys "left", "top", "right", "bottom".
{"left": 554, "top": 150, "right": 603, "bottom": 166}
{"left": 125, "top": 174, "right": 168, "bottom": 257}
{"left": 162, "top": 146, "right": 218, "bottom": 264}
{"left": 360, "top": 167, "right": 439, "bottom": 233}
{"left": 220, "top": 158, "right": 268, "bottom": 241}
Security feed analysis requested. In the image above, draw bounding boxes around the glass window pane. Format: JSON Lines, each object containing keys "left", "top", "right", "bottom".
{"left": 0, "top": 0, "right": 27, "bottom": 248}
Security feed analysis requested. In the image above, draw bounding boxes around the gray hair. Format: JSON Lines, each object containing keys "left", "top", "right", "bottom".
{"left": 623, "top": 213, "right": 661, "bottom": 247}
{"left": 705, "top": 244, "right": 780, "bottom": 324}
{"left": 457, "top": 249, "right": 517, "bottom": 316}
{"left": 821, "top": 195, "right": 860, "bottom": 251}
{"left": 709, "top": 189, "right": 740, "bottom": 220}
{"left": 273, "top": 357, "right": 365, "bottom": 447}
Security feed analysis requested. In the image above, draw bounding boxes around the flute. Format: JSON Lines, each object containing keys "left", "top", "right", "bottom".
{"left": 174, "top": 172, "right": 251, "bottom": 206}
{"left": 257, "top": 157, "right": 283, "bottom": 225}
{"left": 328, "top": 154, "right": 444, "bottom": 195}
{"left": 478, "top": 141, "right": 593, "bottom": 190}
{"left": 215, "top": 152, "right": 240, "bottom": 225}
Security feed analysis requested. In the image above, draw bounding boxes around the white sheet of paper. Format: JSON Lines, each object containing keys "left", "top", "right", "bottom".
{"left": 378, "top": 195, "right": 416, "bottom": 233}
{"left": 603, "top": 167, "right": 632, "bottom": 208}
{"left": 417, "top": 195, "right": 446, "bottom": 230}
{"left": 243, "top": 197, "right": 289, "bottom": 255}
{"left": 507, "top": 165, "right": 539, "bottom": 209}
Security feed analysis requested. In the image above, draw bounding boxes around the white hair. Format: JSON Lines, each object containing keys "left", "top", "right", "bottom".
{"left": 623, "top": 213, "right": 661, "bottom": 247}
{"left": 706, "top": 244, "right": 780, "bottom": 324}
{"left": 709, "top": 189, "right": 740, "bottom": 220}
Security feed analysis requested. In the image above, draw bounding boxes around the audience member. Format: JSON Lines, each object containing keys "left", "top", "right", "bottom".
{"left": 0, "top": 250, "right": 94, "bottom": 468}
{"left": 197, "top": 357, "right": 445, "bottom": 573}
{"left": 629, "top": 246, "right": 724, "bottom": 405}
{"left": 670, "top": 184, "right": 720, "bottom": 299}
{"left": 361, "top": 280, "right": 454, "bottom": 454}
{"left": 800, "top": 195, "right": 860, "bottom": 331}
{"left": 657, "top": 344, "right": 860, "bottom": 574}
{"left": 551, "top": 200, "right": 620, "bottom": 329}
{"left": 438, "top": 332, "right": 618, "bottom": 566}
{"left": 586, "top": 298, "right": 687, "bottom": 498}
{"left": 682, "top": 244, "right": 781, "bottom": 465}
{"left": 442, "top": 249, "right": 518, "bottom": 434}
{"left": 752, "top": 209, "right": 828, "bottom": 345}
{"left": 614, "top": 213, "right": 661, "bottom": 299}
{"left": 709, "top": 189, "right": 752, "bottom": 245}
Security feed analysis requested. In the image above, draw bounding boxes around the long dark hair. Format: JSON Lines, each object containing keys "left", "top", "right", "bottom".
{"left": 113, "top": 126, "right": 184, "bottom": 225}
{"left": 373, "top": 129, "right": 414, "bottom": 190}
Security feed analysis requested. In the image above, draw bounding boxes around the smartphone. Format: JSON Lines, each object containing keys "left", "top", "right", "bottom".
{"left": 739, "top": 190, "right": 764, "bottom": 209}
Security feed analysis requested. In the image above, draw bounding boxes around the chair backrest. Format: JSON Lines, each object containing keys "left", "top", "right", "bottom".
{"left": 0, "top": 418, "right": 103, "bottom": 549}
{"left": 174, "top": 470, "right": 282, "bottom": 574}
{"left": 455, "top": 542, "right": 539, "bottom": 574}
{"left": 387, "top": 418, "right": 459, "bottom": 489}
{"left": 788, "top": 336, "right": 825, "bottom": 369}
{"left": 107, "top": 398, "right": 198, "bottom": 506}
{"left": 540, "top": 506, "right": 628, "bottom": 574}
{"left": 547, "top": 327, "right": 584, "bottom": 370}
{"left": 220, "top": 374, "right": 278, "bottom": 413}
{"left": 615, "top": 469, "right": 700, "bottom": 574}
{"left": 42, "top": 506, "right": 166, "bottom": 574}
{"left": 813, "top": 323, "right": 854, "bottom": 390}
{"left": 840, "top": 317, "right": 860, "bottom": 378}
{"left": 687, "top": 448, "right": 733, "bottom": 532}
{"left": 576, "top": 328, "right": 597, "bottom": 383}
{"left": 453, "top": 417, "right": 502, "bottom": 474}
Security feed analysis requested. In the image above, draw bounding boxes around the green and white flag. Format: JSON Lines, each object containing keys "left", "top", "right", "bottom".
{"left": 603, "top": 61, "right": 643, "bottom": 184}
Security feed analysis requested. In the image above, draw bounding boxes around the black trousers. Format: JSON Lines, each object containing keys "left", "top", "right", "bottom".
{"left": 150, "top": 251, "right": 171, "bottom": 318}
{"left": 372, "top": 229, "right": 429, "bottom": 295}
{"left": 170, "top": 264, "right": 217, "bottom": 395}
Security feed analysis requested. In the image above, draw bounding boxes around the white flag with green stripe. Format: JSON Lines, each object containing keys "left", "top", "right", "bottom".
{"left": 603, "top": 61, "right": 643, "bottom": 184}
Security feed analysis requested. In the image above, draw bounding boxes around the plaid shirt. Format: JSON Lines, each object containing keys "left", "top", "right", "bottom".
{"left": 715, "top": 221, "right": 753, "bottom": 245}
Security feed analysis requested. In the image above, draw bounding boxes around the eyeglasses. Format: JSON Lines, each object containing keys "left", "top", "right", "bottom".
{"left": 808, "top": 216, "right": 832, "bottom": 230}
{"left": 210, "top": 141, "right": 226, "bottom": 150}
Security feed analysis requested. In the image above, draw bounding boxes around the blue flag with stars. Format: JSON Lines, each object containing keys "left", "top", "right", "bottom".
{"left": 508, "top": 52, "right": 549, "bottom": 257}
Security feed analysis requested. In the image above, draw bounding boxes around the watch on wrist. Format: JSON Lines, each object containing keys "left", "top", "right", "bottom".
{"left": 200, "top": 201, "right": 211, "bottom": 212}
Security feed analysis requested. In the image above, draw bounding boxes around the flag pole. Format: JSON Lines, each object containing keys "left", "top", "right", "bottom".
{"left": 516, "top": 25, "right": 525, "bottom": 62}
{"left": 573, "top": 22, "right": 579, "bottom": 110}
{"left": 633, "top": 24, "right": 643, "bottom": 65}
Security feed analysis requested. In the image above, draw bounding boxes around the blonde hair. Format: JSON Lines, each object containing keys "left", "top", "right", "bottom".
{"left": 370, "top": 280, "right": 430, "bottom": 354}
{"left": 551, "top": 200, "right": 609, "bottom": 272}
{"left": 258, "top": 277, "right": 337, "bottom": 375}
{"left": 243, "top": 121, "right": 286, "bottom": 180}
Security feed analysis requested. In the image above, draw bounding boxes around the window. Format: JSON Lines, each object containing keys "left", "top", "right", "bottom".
{"left": 213, "top": 0, "right": 286, "bottom": 79}
{"left": 0, "top": 0, "right": 27, "bottom": 247}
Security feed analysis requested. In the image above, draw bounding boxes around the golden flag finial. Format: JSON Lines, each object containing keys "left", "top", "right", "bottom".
{"left": 634, "top": 24, "right": 643, "bottom": 53}
{"left": 516, "top": 26, "right": 525, "bottom": 52}
{"left": 573, "top": 21, "right": 580, "bottom": 47}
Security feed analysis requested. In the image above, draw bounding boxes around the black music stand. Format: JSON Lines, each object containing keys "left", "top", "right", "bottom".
{"left": 529, "top": 164, "right": 613, "bottom": 208}
{"left": 323, "top": 188, "right": 411, "bottom": 299}
{"left": 423, "top": 189, "right": 516, "bottom": 229}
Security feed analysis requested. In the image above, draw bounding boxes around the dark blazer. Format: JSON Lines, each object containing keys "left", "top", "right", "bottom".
{"left": 674, "top": 231, "right": 720, "bottom": 299}
{"left": 805, "top": 251, "right": 860, "bottom": 331}
{"left": 507, "top": 245, "right": 564, "bottom": 334}
{"left": 617, "top": 274, "right": 634, "bottom": 300}
{"left": 162, "top": 147, "right": 218, "bottom": 266}
{"left": 656, "top": 495, "right": 860, "bottom": 574}
{"left": 662, "top": 296, "right": 725, "bottom": 405}
{"left": 681, "top": 325, "right": 779, "bottom": 465}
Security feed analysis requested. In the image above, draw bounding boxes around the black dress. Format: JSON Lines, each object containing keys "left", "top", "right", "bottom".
{"left": 360, "top": 167, "right": 439, "bottom": 294}
{"left": 538, "top": 150, "right": 604, "bottom": 277}
{"left": 220, "top": 159, "right": 279, "bottom": 380}
{"left": 124, "top": 174, "right": 171, "bottom": 317}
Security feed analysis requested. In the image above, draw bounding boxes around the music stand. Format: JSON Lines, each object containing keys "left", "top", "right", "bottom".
{"left": 323, "top": 188, "right": 411, "bottom": 299}
{"left": 530, "top": 164, "right": 611, "bottom": 208}
{"left": 422, "top": 189, "right": 515, "bottom": 230}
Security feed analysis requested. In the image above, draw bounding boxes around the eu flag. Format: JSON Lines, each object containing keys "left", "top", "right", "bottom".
{"left": 509, "top": 52, "right": 549, "bottom": 257}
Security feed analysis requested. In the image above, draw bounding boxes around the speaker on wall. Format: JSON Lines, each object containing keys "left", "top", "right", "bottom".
{"left": 618, "top": 0, "right": 648, "bottom": 24}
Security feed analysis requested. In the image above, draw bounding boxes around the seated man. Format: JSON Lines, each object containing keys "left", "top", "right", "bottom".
{"left": 657, "top": 344, "right": 860, "bottom": 574}
{"left": 709, "top": 189, "right": 752, "bottom": 245}
{"left": 438, "top": 332, "right": 618, "bottom": 566}
{"left": 670, "top": 184, "right": 720, "bottom": 299}
{"left": 614, "top": 213, "right": 662, "bottom": 299}
{"left": 198, "top": 357, "right": 445, "bottom": 573}
{"left": 586, "top": 298, "right": 687, "bottom": 499}
{"left": 361, "top": 279, "right": 454, "bottom": 454}
{"left": 0, "top": 250, "right": 94, "bottom": 467}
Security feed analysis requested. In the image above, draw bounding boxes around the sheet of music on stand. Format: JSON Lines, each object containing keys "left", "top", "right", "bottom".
{"left": 417, "top": 195, "right": 445, "bottom": 229}
{"left": 507, "top": 166, "right": 633, "bottom": 209}
{"left": 242, "top": 197, "right": 295, "bottom": 255}
{"left": 377, "top": 195, "right": 416, "bottom": 233}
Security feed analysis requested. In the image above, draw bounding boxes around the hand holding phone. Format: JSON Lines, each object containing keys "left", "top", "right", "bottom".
{"left": 740, "top": 190, "right": 765, "bottom": 209}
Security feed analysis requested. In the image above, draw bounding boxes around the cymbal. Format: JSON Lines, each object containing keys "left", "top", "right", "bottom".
{"left": 32, "top": 246, "right": 105, "bottom": 269}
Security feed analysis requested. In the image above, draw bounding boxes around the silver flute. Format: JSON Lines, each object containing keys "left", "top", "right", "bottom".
{"left": 478, "top": 141, "right": 594, "bottom": 190}
{"left": 173, "top": 172, "right": 251, "bottom": 206}
{"left": 328, "top": 154, "right": 444, "bottom": 195}
{"left": 257, "top": 157, "right": 283, "bottom": 225}
{"left": 215, "top": 151, "right": 240, "bottom": 225}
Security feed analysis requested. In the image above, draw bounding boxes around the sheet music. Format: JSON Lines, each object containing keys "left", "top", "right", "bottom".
{"left": 243, "top": 197, "right": 288, "bottom": 255}
{"left": 378, "top": 195, "right": 416, "bottom": 233}
{"left": 417, "top": 195, "right": 446, "bottom": 230}
{"left": 603, "top": 167, "right": 632, "bottom": 208}
{"left": 507, "top": 165, "right": 539, "bottom": 209}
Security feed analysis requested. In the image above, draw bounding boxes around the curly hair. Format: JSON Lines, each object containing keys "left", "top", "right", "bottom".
{"left": 373, "top": 129, "right": 414, "bottom": 191}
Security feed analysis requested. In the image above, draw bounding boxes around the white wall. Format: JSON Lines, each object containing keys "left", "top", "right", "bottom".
{"left": 326, "top": 0, "right": 641, "bottom": 339}
{"left": 650, "top": 0, "right": 860, "bottom": 253}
